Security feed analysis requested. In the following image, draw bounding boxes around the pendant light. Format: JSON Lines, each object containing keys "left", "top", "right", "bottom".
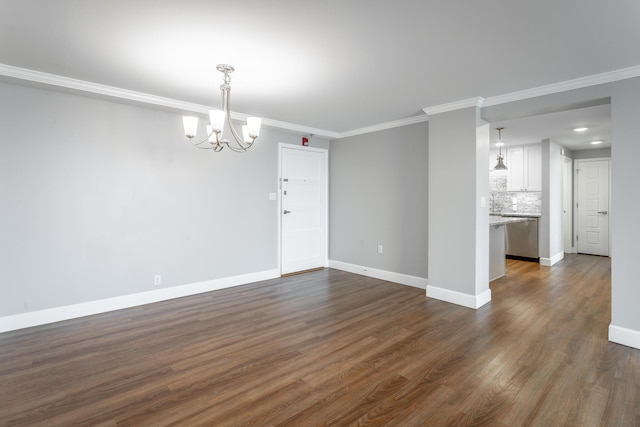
{"left": 494, "top": 127, "right": 508, "bottom": 170}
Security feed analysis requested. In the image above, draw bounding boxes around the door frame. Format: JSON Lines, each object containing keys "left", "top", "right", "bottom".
{"left": 573, "top": 157, "right": 611, "bottom": 256}
{"left": 277, "top": 143, "right": 329, "bottom": 276}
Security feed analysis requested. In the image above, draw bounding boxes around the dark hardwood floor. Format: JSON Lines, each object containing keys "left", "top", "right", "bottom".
{"left": 1, "top": 254, "right": 638, "bottom": 426}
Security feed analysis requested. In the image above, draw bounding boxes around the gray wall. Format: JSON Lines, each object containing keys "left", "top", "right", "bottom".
{"left": 540, "top": 139, "right": 564, "bottom": 261}
{"left": 610, "top": 77, "right": 640, "bottom": 332}
{"left": 572, "top": 147, "right": 611, "bottom": 159}
{"left": 0, "top": 81, "right": 328, "bottom": 316}
{"left": 329, "top": 122, "right": 428, "bottom": 278}
{"left": 428, "top": 107, "right": 489, "bottom": 297}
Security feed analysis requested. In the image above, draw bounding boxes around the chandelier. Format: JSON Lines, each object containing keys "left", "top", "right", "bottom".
{"left": 493, "top": 127, "right": 508, "bottom": 170}
{"left": 182, "top": 64, "right": 262, "bottom": 152}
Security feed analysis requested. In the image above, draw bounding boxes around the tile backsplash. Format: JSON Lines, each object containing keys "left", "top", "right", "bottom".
{"left": 489, "top": 175, "right": 541, "bottom": 214}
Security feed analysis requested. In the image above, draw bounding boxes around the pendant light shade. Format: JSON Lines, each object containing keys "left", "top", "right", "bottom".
{"left": 493, "top": 127, "right": 508, "bottom": 170}
{"left": 494, "top": 154, "right": 508, "bottom": 170}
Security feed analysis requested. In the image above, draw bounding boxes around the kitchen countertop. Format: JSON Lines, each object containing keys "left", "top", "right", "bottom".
{"left": 499, "top": 212, "right": 541, "bottom": 218}
{"left": 489, "top": 215, "right": 534, "bottom": 226}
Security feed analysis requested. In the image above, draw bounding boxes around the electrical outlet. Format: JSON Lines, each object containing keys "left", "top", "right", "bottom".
{"left": 154, "top": 274, "right": 162, "bottom": 286}
{"left": 377, "top": 245, "right": 383, "bottom": 254}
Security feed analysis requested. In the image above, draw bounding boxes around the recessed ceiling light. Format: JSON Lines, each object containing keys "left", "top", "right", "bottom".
{"left": 574, "top": 127, "right": 588, "bottom": 132}
{"left": 590, "top": 140, "right": 603, "bottom": 145}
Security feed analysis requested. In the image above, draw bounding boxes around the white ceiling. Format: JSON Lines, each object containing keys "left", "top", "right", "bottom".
{"left": 0, "top": 0, "right": 637, "bottom": 147}
{"left": 491, "top": 104, "right": 611, "bottom": 151}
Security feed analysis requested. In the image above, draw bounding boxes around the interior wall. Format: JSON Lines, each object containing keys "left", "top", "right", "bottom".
{"left": 572, "top": 147, "right": 611, "bottom": 159}
{"left": 562, "top": 156, "right": 575, "bottom": 253}
{"left": 329, "top": 122, "right": 428, "bottom": 279}
{"left": 610, "top": 76, "right": 640, "bottom": 335}
{"left": 474, "top": 121, "right": 490, "bottom": 294}
{"left": 428, "top": 107, "right": 488, "bottom": 299}
{"left": 548, "top": 140, "right": 564, "bottom": 259}
{"left": 0, "top": 81, "right": 329, "bottom": 317}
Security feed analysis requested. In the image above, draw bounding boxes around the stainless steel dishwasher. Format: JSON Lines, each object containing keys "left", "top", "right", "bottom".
{"left": 505, "top": 217, "right": 539, "bottom": 261}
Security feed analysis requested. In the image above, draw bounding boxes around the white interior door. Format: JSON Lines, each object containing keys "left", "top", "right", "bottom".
{"left": 280, "top": 145, "right": 327, "bottom": 275}
{"left": 576, "top": 159, "right": 610, "bottom": 256}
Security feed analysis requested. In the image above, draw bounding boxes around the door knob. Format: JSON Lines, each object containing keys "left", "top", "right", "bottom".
{"left": 283, "top": 210, "right": 291, "bottom": 214}
{"left": 597, "top": 211, "right": 608, "bottom": 215}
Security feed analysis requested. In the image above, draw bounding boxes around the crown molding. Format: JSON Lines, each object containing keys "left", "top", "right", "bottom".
{"left": 337, "top": 114, "right": 429, "bottom": 139}
{"left": 4, "top": 62, "right": 640, "bottom": 140}
{"left": 423, "top": 97, "right": 485, "bottom": 116}
{"left": 483, "top": 64, "right": 640, "bottom": 107}
{"left": 0, "top": 63, "right": 338, "bottom": 139}
{"left": 261, "top": 118, "right": 339, "bottom": 139}
{"left": 0, "top": 63, "right": 203, "bottom": 111}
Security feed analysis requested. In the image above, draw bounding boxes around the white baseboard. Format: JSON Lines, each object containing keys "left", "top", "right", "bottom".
{"left": 328, "top": 260, "right": 427, "bottom": 289}
{"left": 609, "top": 324, "right": 640, "bottom": 350}
{"left": 540, "top": 251, "right": 565, "bottom": 266}
{"left": 426, "top": 285, "right": 492, "bottom": 309}
{"left": 0, "top": 269, "right": 280, "bottom": 334}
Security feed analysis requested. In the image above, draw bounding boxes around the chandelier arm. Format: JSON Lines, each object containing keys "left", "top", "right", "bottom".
{"left": 189, "top": 128, "right": 220, "bottom": 147}
{"left": 222, "top": 84, "right": 253, "bottom": 150}
{"left": 190, "top": 139, "right": 215, "bottom": 149}
{"left": 225, "top": 142, "right": 251, "bottom": 153}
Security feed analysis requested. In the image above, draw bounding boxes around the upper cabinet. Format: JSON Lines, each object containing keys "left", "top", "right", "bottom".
{"left": 506, "top": 145, "right": 541, "bottom": 192}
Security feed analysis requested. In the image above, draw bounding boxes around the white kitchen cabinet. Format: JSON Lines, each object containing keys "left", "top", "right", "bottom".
{"left": 506, "top": 145, "right": 541, "bottom": 191}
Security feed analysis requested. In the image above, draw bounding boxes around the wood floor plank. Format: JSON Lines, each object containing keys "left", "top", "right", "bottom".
{"left": 1, "top": 254, "right": 639, "bottom": 426}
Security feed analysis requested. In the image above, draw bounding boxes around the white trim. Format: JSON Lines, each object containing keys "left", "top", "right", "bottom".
{"left": 328, "top": 260, "right": 427, "bottom": 289}
{"left": 426, "top": 285, "right": 492, "bottom": 309}
{"left": 262, "top": 118, "right": 338, "bottom": 139}
{"left": 338, "top": 114, "right": 429, "bottom": 139}
{"left": 423, "top": 97, "right": 485, "bottom": 116}
{"left": 0, "top": 63, "right": 338, "bottom": 139}
{"left": 609, "top": 324, "right": 640, "bottom": 350}
{"left": 540, "top": 251, "right": 565, "bottom": 266}
{"left": 279, "top": 144, "right": 329, "bottom": 276}
{"left": 0, "top": 269, "right": 279, "bottom": 333}
{"left": 4, "top": 62, "right": 640, "bottom": 140}
{"left": 483, "top": 65, "right": 640, "bottom": 107}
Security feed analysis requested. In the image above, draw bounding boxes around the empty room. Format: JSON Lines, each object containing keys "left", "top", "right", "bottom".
{"left": 1, "top": 1, "right": 640, "bottom": 425}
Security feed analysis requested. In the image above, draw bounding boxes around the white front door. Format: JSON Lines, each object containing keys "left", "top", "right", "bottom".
{"left": 280, "top": 145, "right": 328, "bottom": 275}
{"left": 576, "top": 159, "right": 610, "bottom": 256}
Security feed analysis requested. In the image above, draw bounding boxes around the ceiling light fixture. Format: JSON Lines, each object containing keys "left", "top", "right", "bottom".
{"left": 494, "top": 127, "right": 508, "bottom": 170}
{"left": 182, "top": 64, "right": 262, "bottom": 152}
{"left": 590, "top": 140, "right": 603, "bottom": 145}
{"left": 574, "top": 127, "right": 588, "bottom": 132}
